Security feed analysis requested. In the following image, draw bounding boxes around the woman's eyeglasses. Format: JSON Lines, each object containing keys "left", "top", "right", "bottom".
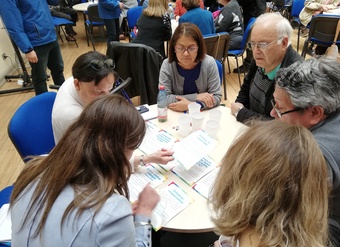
{"left": 175, "top": 46, "right": 199, "bottom": 54}
{"left": 90, "top": 59, "right": 115, "bottom": 71}
{"left": 246, "top": 37, "right": 283, "bottom": 51}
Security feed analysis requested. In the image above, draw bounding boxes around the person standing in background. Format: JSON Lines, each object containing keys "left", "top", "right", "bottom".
{"left": 119, "top": 0, "right": 138, "bottom": 40}
{"left": 98, "top": 0, "right": 124, "bottom": 45}
{"left": 0, "top": 0, "right": 65, "bottom": 95}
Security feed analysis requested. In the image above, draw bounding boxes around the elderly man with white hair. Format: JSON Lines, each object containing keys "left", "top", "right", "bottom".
{"left": 231, "top": 12, "right": 302, "bottom": 123}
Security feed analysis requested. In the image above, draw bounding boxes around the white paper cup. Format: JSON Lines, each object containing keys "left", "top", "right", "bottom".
{"left": 205, "top": 120, "right": 220, "bottom": 139}
{"left": 188, "top": 102, "right": 201, "bottom": 116}
{"left": 178, "top": 115, "right": 191, "bottom": 137}
{"left": 191, "top": 112, "right": 204, "bottom": 131}
{"left": 209, "top": 109, "right": 222, "bottom": 123}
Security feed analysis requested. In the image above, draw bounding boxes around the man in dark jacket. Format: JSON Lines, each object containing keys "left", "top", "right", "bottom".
{"left": 231, "top": 13, "right": 302, "bottom": 124}
{"left": 0, "top": 0, "right": 65, "bottom": 95}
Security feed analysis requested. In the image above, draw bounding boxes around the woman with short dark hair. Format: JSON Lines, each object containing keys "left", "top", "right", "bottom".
{"left": 159, "top": 23, "right": 221, "bottom": 112}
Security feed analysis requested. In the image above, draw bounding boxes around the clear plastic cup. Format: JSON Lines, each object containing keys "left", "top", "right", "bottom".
{"left": 205, "top": 120, "right": 220, "bottom": 139}
{"left": 209, "top": 109, "right": 222, "bottom": 123}
{"left": 178, "top": 115, "right": 191, "bottom": 137}
{"left": 191, "top": 112, "right": 204, "bottom": 131}
{"left": 188, "top": 102, "right": 201, "bottom": 116}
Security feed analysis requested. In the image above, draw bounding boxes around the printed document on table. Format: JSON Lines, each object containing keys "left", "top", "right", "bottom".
{"left": 139, "top": 126, "right": 177, "bottom": 155}
{"left": 128, "top": 165, "right": 167, "bottom": 202}
{"left": 192, "top": 167, "right": 220, "bottom": 199}
{"left": 173, "top": 130, "right": 216, "bottom": 170}
{"left": 172, "top": 156, "right": 217, "bottom": 186}
{"left": 151, "top": 182, "right": 193, "bottom": 231}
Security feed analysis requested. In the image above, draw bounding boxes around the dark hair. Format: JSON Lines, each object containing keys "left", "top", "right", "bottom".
{"left": 10, "top": 94, "right": 146, "bottom": 236}
{"left": 168, "top": 23, "right": 206, "bottom": 63}
{"left": 72, "top": 51, "right": 118, "bottom": 85}
{"left": 182, "top": 0, "right": 200, "bottom": 10}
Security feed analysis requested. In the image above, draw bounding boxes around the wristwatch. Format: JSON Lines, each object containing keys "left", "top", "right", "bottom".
{"left": 234, "top": 106, "right": 243, "bottom": 118}
{"left": 139, "top": 155, "right": 145, "bottom": 166}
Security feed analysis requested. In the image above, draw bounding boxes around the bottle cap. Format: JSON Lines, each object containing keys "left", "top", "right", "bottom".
{"left": 159, "top": 85, "right": 165, "bottom": 90}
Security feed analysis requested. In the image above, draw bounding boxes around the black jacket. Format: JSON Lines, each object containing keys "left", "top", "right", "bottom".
{"left": 235, "top": 45, "right": 303, "bottom": 123}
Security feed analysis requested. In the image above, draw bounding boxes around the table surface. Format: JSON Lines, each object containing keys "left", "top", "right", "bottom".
{"left": 138, "top": 105, "right": 246, "bottom": 233}
{"left": 72, "top": 2, "right": 97, "bottom": 12}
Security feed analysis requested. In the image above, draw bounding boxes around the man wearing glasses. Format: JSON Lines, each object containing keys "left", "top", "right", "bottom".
{"left": 231, "top": 13, "right": 302, "bottom": 124}
{"left": 271, "top": 57, "right": 340, "bottom": 247}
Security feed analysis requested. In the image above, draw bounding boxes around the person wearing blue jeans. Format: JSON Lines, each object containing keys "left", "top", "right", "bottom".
{"left": 0, "top": 0, "right": 65, "bottom": 95}
{"left": 98, "top": 0, "right": 124, "bottom": 45}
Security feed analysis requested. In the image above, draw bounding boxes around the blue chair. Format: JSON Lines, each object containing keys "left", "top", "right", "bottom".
{"left": 85, "top": 4, "right": 105, "bottom": 50}
{"left": 290, "top": 0, "right": 306, "bottom": 53}
{"left": 127, "top": 6, "right": 143, "bottom": 41}
{"left": 52, "top": 17, "right": 78, "bottom": 47}
{"left": 7, "top": 92, "right": 56, "bottom": 162}
{"left": 301, "top": 14, "right": 340, "bottom": 58}
{"left": 227, "top": 17, "right": 256, "bottom": 86}
{"left": 215, "top": 59, "right": 223, "bottom": 85}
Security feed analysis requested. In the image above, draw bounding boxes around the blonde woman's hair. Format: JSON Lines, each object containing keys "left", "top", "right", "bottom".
{"left": 143, "top": 0, "right": 168, "bottom": 17}
{"left": 210, "top": 120, "right": 330, "bottom": 247}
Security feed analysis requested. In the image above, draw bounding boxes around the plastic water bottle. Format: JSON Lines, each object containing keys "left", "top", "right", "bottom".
{"left": 168, "top": 3, "right": 174, "bottom": 19}
{"left": 157, "top": 85, "right": 168, "bottom": 122}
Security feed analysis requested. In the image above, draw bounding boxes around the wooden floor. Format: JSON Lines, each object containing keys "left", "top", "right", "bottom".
{"left": 0, "top": 15, "right": 306, "bottom": 190}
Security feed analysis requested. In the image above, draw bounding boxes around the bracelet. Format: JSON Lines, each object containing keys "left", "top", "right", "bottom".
{"left": 139, "top": 155, "right": 145, "bottom": 166}
{"left": 134, "top": 220, "right": 151, "bottom": 227}
{"left": 234, "top": 106, "right": 243, "bottom": 118}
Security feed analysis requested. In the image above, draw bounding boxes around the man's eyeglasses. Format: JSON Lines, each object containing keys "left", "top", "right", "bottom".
{"left": 246, "top": 37, "right": 283, "bottom": 51}
{"left": 90, "top": 59, "right": 115, "bottom": 71}
{"left": 175, "top": 46, "right": 199, "bottom": 54}
{"left": 271, "top": 99, "right": 302, "bottom": 118}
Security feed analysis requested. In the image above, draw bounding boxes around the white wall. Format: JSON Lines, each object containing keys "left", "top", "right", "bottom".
{"left": 0, "top": 18, "right": 26, "bottom": 86}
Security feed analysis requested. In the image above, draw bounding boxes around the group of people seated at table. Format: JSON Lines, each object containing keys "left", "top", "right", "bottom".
{"left": 7, "top": 9, "right": 340, "bottom": 247}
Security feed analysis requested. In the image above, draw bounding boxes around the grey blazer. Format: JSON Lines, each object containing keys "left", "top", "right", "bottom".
{"left": 11, "top": 182, "right": 152, "bottom": 247}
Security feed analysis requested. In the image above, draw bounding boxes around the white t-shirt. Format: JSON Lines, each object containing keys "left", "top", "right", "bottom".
{"left": 52, "top": 77, "right": 85, "bottom": 144}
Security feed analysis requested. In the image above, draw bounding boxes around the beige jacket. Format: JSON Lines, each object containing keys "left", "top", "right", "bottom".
{"left": 299, "top": 0, "right": 340, "bottom": 26}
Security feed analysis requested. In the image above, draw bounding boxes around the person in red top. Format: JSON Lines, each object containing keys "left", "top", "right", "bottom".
{"left": 174, "top": 0, "right": 204, "bottom": 21}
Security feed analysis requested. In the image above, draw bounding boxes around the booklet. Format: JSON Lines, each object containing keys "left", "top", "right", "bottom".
{"left": 192, "top": 167, "right": 220, "bottom": 199}
{"left": 138, "top": 124, "right": 178, "bottom": 155}
{"left": 171, "top": 156, "right": 217, "bottom": 186}
{"left": 128, "top": 165, "right": 167, "bottom": 203}
{"left": 151, "top": 182, "right": 193, "bottom": 231}
{"left": 172, "top": 130, "right": 217, "bottom": 170}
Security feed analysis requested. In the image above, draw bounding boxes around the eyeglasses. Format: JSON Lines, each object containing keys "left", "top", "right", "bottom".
{"left": 246, "top": 37, "right": 283, "bottom": 51}
{"left": 271, "top": 99, "right": 302, "bottom": 118}
{"left": 175, "top": 46, "right": 199, "bottom": 54}
{"left": 89, "top": 59, "right": 115, "bottom": 71}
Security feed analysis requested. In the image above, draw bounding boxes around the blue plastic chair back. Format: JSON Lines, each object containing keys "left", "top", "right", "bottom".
{"left": 215, "top": 60, "right": 223, "bottom": 85}
{"left": 7, "top": 92, "right": 56, "bottom": 162}
{"left": 127, "top": 6, "right": 143, "bottom": 29}
{"left": 291, "top": 0, "right": 305, "bottom": 18}
{"left": 0, "top": 186, "right": 13, "bottom": 207}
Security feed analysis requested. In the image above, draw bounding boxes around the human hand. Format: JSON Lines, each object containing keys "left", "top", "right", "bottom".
{"left": 135, "top": 184, "right": 160, "bottom": 217}
{"left": 119, "top": 2, "right": 124, "bottom": 9}
{"left": 175, "top": 15, "right": 180, "bottom": 22}
{"left": 168, "top": 96, "right": 190, "bottom": 112}
{"left": 146, "top": 148, "right": 174, "bottom": 165}
{"left": 196, "top": 92, "right": 215, "bottom": 108}
{"left": 131, "top": 201, "right": 138, "bottom": 216}
{"left": 26, "top": 50, "right": 38, "bottom": 63}
{"left": 230, "top": 102, "right": 244, "bottom": 116}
